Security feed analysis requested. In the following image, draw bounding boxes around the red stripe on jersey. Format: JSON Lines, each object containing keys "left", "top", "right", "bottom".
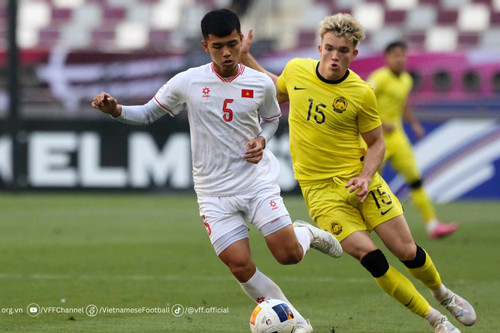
{"left": 261, "top": 112, "right": 282, "bottom": 120}
{"left": 154, "top": 97, "right": 175, "bottom": 117}
{"left": 229, "top": 63, "right": 245, "bottom": 82}
{"left": 211, "top": 63, "right": 245, "bottom": 82}
{"left": 211, "top": 65, "right": 225, "bottom": 82}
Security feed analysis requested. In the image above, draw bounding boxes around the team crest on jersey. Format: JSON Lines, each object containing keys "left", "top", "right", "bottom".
{"left": 202, "top": 87, "right": 210, "bottom": 97}
{"left": 330, "top": 221, "right": 343, "bottom": 235}
{"left": 333, "top": 96, "right": 348, "bottom": 113}
{"left": 270, "top": 200, "right": 278, "bottom": 210}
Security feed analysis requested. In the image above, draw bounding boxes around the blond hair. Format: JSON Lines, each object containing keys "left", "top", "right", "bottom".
{"left": 319, "top": 13, "right": 365, "bottom": 47}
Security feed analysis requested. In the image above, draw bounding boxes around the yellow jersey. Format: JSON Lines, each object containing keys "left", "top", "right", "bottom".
{"left": 277, "top": 58, "right": 381, "bottom": 181}
{"left": 367, "top": 67, "right": 412, "bottom": 131}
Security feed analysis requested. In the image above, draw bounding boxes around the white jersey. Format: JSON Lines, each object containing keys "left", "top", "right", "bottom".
{"left": 152, "top": 63, "right": 282, "bottom": 196}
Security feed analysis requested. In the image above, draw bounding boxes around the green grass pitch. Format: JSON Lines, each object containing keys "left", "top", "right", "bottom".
{"left": 0, "top": 193, "right": 498, "bottom": 332}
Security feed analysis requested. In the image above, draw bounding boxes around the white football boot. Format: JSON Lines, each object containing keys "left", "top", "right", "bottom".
{"left": 433, "top": 315, "right": 461, "bottom": 333}
{"left": 293, "top": 220, "right": 343, "bottom": 258}
{"left": 440, "top": 292, "right": 477, "bottom": 326}
{"left": 295, "top": 319, "right": 313, "bottom": 333}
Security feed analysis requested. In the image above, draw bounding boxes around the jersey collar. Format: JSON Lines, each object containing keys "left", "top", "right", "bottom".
{"left": 211, "top": 63, "right": 245, "bottom": 82}
{"left": 316, "top": 62, "right": 350, "bottom": 84}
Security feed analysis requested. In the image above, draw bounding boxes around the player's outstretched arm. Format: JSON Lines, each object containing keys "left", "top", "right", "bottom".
{"left": 91, "top": 92, "right": 122, "bottom": 118}
{"left": 346, "top": 126, "right": 385, "bottom": 202}
{"left": 241, "top": 29, "right": 289, "bottom": 104}
{"left": 91, "top": 92, "right": 168, "bottom": 125}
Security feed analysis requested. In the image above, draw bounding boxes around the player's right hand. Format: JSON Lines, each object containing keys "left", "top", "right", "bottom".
{"left": 243, "top": 136, "right": 265, "bottom": 164}
{"left": 345, "top": 175, "right": 371, "bottom": 203}
{"left": 91, "top": 92, "right": 121, "bottom": 118}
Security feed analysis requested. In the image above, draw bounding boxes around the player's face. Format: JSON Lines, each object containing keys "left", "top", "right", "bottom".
{"left": 318, "top": 32, "right": 358, "bottom": 81}
{"left": 202, "top": 29, "right": 242, "bottom": 77}
{"left": 386, "top": 46, "right": 407, "bottom": 75}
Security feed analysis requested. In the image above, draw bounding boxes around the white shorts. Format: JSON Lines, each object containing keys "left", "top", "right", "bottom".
{"left": 197, "top": 183, "right": 291, "bottom": 255}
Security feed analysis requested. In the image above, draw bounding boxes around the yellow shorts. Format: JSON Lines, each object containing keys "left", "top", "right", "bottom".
{"left": 300, "top": 173, "right": 404, "bottom": 242}
{"left": 382, "top": 129, "right": 421, "bottom": 183}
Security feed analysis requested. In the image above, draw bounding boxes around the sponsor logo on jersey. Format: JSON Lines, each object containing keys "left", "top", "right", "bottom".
{"left": 381, "top": 207, "right": 394, "bottom": 216}
{"left": 330, "top": 221, "right": 343, "bottom": 235}
{"left": 202, "top": 87, "right": 210, "bottom": 97}
{"left": 333, "top": 96, "right": 348, "bottom": 113}
{"left": 270, "top": 200, "right": 278, "bottom": 210}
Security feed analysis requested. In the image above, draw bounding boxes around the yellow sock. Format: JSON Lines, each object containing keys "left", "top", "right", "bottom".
{"left": 374, "top": 265, "right": 431, "bottom": 317}
{"left": 406, "top": 250, "right": 442, "bottom": 290}
{"left": 410, "top": 187, "right": 436, "bottom": 223}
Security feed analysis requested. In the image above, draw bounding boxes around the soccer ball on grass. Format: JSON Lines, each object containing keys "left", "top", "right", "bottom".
{"left": 249, "top": 298, "right": 297, "bottom": 333}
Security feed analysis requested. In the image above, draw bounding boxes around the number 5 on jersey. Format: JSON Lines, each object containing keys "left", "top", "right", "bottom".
{"left": 223, "top": 99, "right": 234, "bottom": 122}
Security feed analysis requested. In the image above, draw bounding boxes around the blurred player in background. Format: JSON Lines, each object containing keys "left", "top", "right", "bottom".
{"left": 367, "top": 41, "right": 458, "bottom": 239}
{"left": 241, "top": 13, "right": 476, "bottom": 333}
{"left": 91, "top": 9, "right": 343, "bottom": 333}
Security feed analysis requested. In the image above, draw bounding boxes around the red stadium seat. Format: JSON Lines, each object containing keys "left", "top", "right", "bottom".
{"left": 437, "top": 10, "right": 458, "bottom": 25}
{"left": 296, "top": 30, "right": 316, "bottom": 48}
{"left": 458, "top": 33, "right": 480, "bottom": 48}
{"left": 385, "top": 10, "right": 406, "bottom": 25}
{"left": 490, "top": 12, "right": 500, "bottom": 26}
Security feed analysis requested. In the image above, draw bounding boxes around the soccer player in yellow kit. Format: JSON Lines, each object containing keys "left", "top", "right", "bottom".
{"left": 241, "top": 13, "right": 476, "bottom": 333}
{"left": 368, "top": 41, "right": 458, "bottom": 239}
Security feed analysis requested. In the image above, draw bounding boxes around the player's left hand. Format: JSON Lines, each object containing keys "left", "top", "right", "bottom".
{"left": 345, "top": 176, "right": 371, "bottom": 202}
{"left": 241, "top": 29, "right": 254, "bottom": 55}
{"left": 243, "top": 136, "right": 265, "bottom": 164}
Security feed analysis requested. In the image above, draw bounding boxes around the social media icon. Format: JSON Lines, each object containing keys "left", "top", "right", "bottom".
{"left": 27, "top": 303, "right": 41, "bottom": 317}
{"left": 171, "top": 304, "right": 184, "bottom": 317}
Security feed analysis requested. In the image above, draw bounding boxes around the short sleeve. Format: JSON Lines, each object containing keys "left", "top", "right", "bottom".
{"left": 259, "top": 76, "right": 281, "bottom": 120}
{"left": 277, "top": 61, "right": 291, "bottom": 95}
{"left": 357, "top": 87, "right": 382, "bottom": 133}
{"left": 153, "top": 72, "right": 187, "bottom": 116}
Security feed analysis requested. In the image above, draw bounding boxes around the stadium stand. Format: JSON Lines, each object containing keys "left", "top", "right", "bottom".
{"left": 1, "top": 0, "right": 499, "bottom": 120}
{"left": 2, "top": 0, "right": 500, "bottom": 52}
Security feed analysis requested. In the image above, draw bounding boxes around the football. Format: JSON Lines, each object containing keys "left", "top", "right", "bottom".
{"left": 249, "top": 298, "right": 297, "bottom": 333}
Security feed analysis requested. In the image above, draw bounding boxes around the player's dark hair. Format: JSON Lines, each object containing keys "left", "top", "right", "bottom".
{"left": 201, "top": 9, "right": 241, "bottom": 40}
{"left": 385, "top": 40, "right": 407, "bottom": 54}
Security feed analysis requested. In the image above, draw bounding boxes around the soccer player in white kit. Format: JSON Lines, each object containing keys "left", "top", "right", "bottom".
{"left": 91, "top": 9, "right": 342, "bottom": 333}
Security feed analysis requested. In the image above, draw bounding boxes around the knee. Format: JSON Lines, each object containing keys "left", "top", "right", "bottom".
{"left": 401, "top": 244, "right": 426, "bottom": 268}
{"left": 273, "top": 245, "right": 303, "bottom": 265}
{"left": 398, "top": 242, "right": 418, "bottom": 262}
{"left": 228, "top": 261, "right": 256, "bottom": 282}
{"left": 344, "top": 243, "right": 374, "bottom": 261}
{"left": 360, "top": 249, "right": 389, "bottom": 278}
